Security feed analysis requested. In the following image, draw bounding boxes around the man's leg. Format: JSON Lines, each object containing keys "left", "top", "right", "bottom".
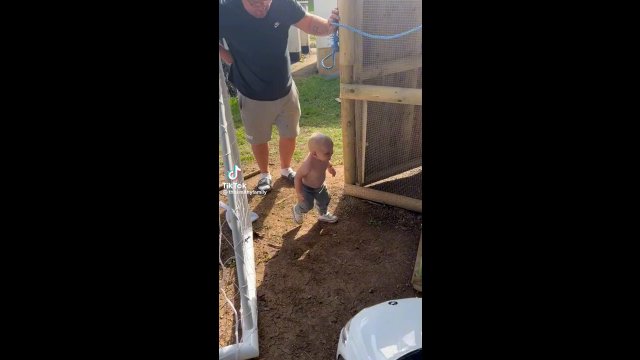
{"left": 252, "top": 142, "right": 273, "bottom": 192}
{"left": 279, "top": 137, "right": 296, "bottom": 170}
{"left": 237, "top": 91, "right": 276, "bottom": 193}
{"left": 275, "top": 82, "right": 301, "bottom": 182}
{"left": 252, "top": 143, "right": 270, "bottom": 174}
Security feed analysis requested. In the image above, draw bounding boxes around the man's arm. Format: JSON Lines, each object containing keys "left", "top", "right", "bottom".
{"left": 219, "top": 44, "right": 234, "bottom": 65}
{"left": 294, "top": 8, "right": 340, "bottom": 36}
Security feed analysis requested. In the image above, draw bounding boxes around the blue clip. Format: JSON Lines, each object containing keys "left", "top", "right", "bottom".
{"left": 320, "top": 29, "right": 340, "bottom": 70}
{"left": 321, "top": 51, "right": 337, "bottom": 70}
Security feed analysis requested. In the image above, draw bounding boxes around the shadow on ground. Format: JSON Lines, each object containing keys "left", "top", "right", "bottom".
{"left": 254, "top": 194, "right": 421, "bottom": 359}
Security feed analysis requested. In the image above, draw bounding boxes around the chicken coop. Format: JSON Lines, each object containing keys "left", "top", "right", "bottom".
{"left": 338, "top": 0, "right": 422, "bottom": 213}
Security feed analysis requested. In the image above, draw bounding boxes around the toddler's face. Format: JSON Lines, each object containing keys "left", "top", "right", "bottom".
{"left": 315, "top": 144, "right": 333, "bottom": 162}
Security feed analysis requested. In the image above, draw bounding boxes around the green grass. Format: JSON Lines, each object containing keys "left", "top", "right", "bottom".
{"left": 221, "top": 75, "right": 341, "bottom": 170}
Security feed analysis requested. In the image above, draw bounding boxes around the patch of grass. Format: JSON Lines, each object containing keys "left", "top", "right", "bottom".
{"left": 220, "top": 75, "right": 341, "bottom": 169}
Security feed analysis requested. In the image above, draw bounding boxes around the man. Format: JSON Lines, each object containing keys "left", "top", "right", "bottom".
{"left": 219, "top": 0, "right": 339, "bottom": 193}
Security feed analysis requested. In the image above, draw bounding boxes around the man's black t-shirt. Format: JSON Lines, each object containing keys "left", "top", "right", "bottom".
{"left": 220, "top": 0, "right": 306, "bottom": 101}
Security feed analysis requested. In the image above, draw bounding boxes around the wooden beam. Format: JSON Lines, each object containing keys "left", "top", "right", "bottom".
{"left": 363, "top": 157, "right": 422, "bottom": 186}
{"left": 355, "top": 100, "right": 362, "bottom": 185}
{"left": 359, "top": 55, "right": 422, "bottom": 81}
{"left": 341, "top": 84, "right": 422, "bottom": 105}
{"left": 339, "top": 0, "right": 357, "bottom": 185}
{"left": 344, "top": 184, "right": 422, "bottom": 213}
{"left": 360, "top": 100, "right": 368, "bottom": 184}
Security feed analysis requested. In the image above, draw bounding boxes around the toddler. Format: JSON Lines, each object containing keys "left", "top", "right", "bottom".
{"left": 292, "top": 133, "right": 338, "bottom": 224}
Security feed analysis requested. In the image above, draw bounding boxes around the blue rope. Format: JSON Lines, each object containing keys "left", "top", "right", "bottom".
{"left": 320, "top": 22, "right": 423, "bottom": 70}
{"left": 334, "top": 22, "right": 423, "bottom": 40}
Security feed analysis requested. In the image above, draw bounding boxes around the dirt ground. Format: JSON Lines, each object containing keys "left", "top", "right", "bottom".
{"left": 219, "top": 165, "right": 422, "bottom": 359}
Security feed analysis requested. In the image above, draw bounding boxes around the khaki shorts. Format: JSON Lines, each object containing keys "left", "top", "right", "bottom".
{"left": 237, "top": 82, "right": 301, "bottom": 144}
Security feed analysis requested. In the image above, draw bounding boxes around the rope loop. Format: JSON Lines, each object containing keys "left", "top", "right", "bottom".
{"left": 320, "top": 22, "right": 422, "bottom": 70}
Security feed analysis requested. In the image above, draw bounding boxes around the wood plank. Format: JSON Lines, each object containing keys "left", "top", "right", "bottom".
{"left": 344, "top": 184, "right": 422, "bottom": 213}
{"left": 355, "top": 99, "right": 362, "bottom": 185}
{"left": 360, "top": 100, "right": 368, "bottom": 184}
{"left": 338, "top": 0, "right": 357, "bottom": 185}
{"left": 363, "top": 157, "right": 422, "bottom": 186}
{"left": 341, "top": 84, "right": 422, "bottom": 105}
{"left": 359, "top": 55, "right": 422, "bottom": 81}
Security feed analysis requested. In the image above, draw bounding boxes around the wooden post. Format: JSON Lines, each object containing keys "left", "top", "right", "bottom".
{"left": 353, "top": 0, "right": 364, "bottom": 185}
{"left": 339, "top": 0, "right": 357, "bottom": 185}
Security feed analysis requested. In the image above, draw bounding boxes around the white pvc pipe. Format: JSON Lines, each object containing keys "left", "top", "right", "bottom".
{"left": 218, "top": 330, "right": 259, "bottom": 360}
{"left": 219, "top": 201, "right": 258, "bottom": 223}
{"left": 218, "top": 57, "right": 260, "bottom": 360}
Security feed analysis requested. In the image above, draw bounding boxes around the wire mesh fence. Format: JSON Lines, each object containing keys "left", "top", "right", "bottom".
{"left": 353, "top": 0, "right": 422, "bottom": 200}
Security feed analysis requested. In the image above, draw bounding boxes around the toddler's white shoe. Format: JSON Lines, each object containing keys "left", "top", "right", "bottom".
{"left": 318, "top": 212, "right": 338, "bottom": 223}
{"left": 292, "top": 205, "right": 304, "bottom": 224}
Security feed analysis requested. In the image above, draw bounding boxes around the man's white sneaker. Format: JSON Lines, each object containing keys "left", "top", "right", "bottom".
{"left": 256, "top": 176, "right": 272, "bottom": 193}
{"left": 318, "top": 212, "right": 338, "bottom": 223}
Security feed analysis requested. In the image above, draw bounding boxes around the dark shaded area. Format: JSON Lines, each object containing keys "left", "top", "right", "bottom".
{"left": 289, "top": 52, "right": 301, "bottom": 63}
{"left": 221, "top": 62, "right": 237, "bottom": 97}
{"left": 368, "top": 168, "right": 422, "bottom": 200}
